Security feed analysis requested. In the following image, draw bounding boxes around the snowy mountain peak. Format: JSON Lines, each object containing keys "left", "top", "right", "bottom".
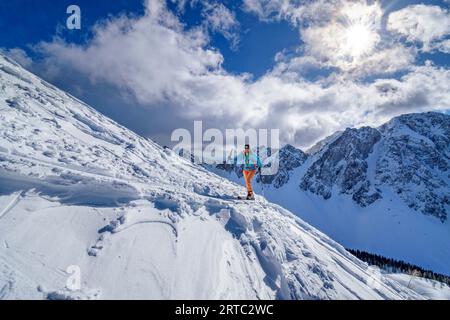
{"left": 279, "top": 144, "right": 307, "bottom": 162}
{"left": 300, "top": 126, "right": 382, "bottom": 206}
{"left": 259, "top": 144, "right": 308, "bottom": 188}
{"left": 283, "top": 112, "right": 449, "bottom": 221}
{"left": 306, "top": 130, "right": 342, "bottom": 155}
{"left": 376, "top": 112, "right": 450, "bottom": 221}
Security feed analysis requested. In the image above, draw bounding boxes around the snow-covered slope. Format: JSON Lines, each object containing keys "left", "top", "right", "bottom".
{"left": 0, "top": 54, "right": 430, "bottom": 299}
{"left": 387, "top": 273, "right": 450, "bottom": 300}
{"left": 211, "top": 112, "right": 450, "bottom": 276}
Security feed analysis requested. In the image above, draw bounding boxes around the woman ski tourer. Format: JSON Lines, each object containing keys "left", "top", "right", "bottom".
{"left": 234, "top": 144, "right": 262, "bottom": 200}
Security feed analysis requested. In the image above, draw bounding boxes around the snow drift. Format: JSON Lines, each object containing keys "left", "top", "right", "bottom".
{"left": 0, "top": 53, "right": 434, "bottom": 299}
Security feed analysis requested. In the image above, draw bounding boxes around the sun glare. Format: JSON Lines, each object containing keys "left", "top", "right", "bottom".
{"left": 338, "top": 3, "right": 382, "bottom": 62}
{"left": 344, "top": 24, "right": 375, "bottom": 57}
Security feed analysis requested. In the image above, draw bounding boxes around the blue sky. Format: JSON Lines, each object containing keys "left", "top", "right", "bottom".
{"left": 1, "top": 0, "right": 450, "bottom": 148}
{"left": 2, "top": 0, "right": 449, "bottom": 76}
{"left": 0, "top": 0, "right": 301, "bottom": 77}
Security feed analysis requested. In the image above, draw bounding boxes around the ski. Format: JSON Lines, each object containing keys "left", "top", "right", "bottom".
{"left": 237, "top": 196, "right": 255, "bottom": 200}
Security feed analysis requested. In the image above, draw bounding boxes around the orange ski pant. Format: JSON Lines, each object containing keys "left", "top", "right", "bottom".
{"left": 243, "top": 169, "right": 257, "bottom": 195}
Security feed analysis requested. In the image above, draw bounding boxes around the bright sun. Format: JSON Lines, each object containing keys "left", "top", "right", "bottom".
{"left": 343, "top": 24, "right": 375, "bottom": 58}
{"left": 338, "top": 3, "right": 381, "bottom": 61}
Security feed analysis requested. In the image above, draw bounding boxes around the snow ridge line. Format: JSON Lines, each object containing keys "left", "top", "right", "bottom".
{"left": 0, "top": 150, "right": 248, "bottom": 202}
{"left": 0, "top": 191, "right": 22, "bottom": 220}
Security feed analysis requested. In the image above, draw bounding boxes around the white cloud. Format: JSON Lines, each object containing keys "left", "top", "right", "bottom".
{"left": 347, "top": 45, "right": 415, "bottom": 76}
{"left": 249, "top": 64, "right": 450, "bottom": 146}
{"left": 387, "top": 4, "right": 450, "bottom": 53}
{"left": 242, "top": 0, "right": 338, "bottom": 25}
{"left": 37, "top": 0, "right": 225, "bottom": 106}
{"left": 437, "top": 38, "right": 450, "bottom": 53}
{"left": 245, "top": 1, "right": 416, "bottom": 77}
{"left": 23, "top": 0, "right": 450, "bottom": 149}
{"left": 241, "top": 0, "right": 280, "bottom": 22}
{"left": 1, "top": 48, "right": 33, "bottom": 68}
{"left": 200, "top": 1, "right": 240, "bottom": 50}
{"left": 171, "top": 0, "right": 240, "bottom": 50}
{"left": 169, "top": 0, "right": 189, "bottom": 12}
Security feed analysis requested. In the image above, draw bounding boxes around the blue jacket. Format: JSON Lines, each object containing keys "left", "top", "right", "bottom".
{"left": 234, "top": 152, "right": 262, "bottom": 171}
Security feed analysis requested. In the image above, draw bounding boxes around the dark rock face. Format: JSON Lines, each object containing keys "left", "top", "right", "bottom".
{"left": 376, "top": 112, "right": 450, "bottom": 222}
{"left": 300, "top": 127, "right": 382, "bottom": 206}
{"left": 259, "top": 144, "right": 308, "bottom": 188}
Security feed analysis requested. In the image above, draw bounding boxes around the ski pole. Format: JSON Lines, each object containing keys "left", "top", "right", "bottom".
{"left": 259, "top": 169, "right": 265, "bottom": 198}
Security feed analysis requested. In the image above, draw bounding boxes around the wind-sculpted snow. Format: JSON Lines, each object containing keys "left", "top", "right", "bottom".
{"left": 0, "top": 53, "right": 431, "bottom": 299}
